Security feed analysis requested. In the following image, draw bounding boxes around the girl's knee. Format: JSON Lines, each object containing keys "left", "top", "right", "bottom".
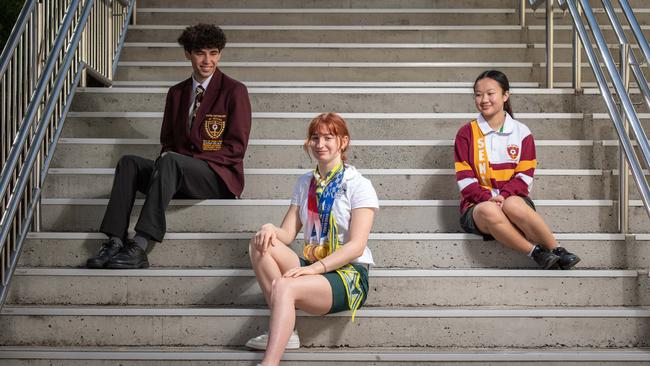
{"left": 271, "top": 278, "right": 294, "bottom": 302}
{"left": 248, "top": 239, "right": 259, "bottom": 261}
{"left": 502, "top": 196, "right": 529, "bottom": 218}
{"left": 248, "top": 238, "right": 278, "bottom": 263}
{"left": 473, "top": 202, "right": 506, "bottom": 225}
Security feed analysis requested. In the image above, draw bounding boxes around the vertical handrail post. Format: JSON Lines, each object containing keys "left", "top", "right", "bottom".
{"left": 107, "top": 0, "right": 113, "bottom": 80}
{"left": 521, "top": 0, "right": 527, "bottom": 27}
{"left": 546, "top": 0, "right": 554, "bottom": 88}
{"left": 80, "top": 3, "right": 88, "bottom": 87}
{"left": 32, "top": 2, "right": 41, "bottom": 233}
{"left": 131, "top": 0, "right": 137, "bottom": 25}
{"left": 572, "top": 2, "right": 582, "bottom": 92}
{"left": 619, "top": 43, "right": 630, "bottom": 233}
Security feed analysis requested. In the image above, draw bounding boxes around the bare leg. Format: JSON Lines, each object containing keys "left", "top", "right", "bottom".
{"left": 262, "top": 275, "right": 332, "bottom": 366}
{"left": 501, "top": 196, "right": 559, "bottom": 250}
{"left": 249, "top": 239, "right": 300, "bottom": 305}
{"left": 472, "top": 201, "right": 535, "bottom": 254}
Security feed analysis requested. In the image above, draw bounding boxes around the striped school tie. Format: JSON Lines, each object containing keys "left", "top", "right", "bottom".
{"left": 189, "top": 85, "right": 205, "bottom": 131}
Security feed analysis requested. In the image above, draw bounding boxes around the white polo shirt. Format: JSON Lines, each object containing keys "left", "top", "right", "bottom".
{"left": 290, "top": 165, "right": 379, "bottom": 265}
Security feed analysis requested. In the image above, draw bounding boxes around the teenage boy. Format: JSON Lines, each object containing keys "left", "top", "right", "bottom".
{"left": 87, "top": 23, "right": 252, "bottom": 269}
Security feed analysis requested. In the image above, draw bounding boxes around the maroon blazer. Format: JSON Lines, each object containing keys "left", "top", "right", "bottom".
{"left": 160, "top": 69, "right": 252, "bottom": 197}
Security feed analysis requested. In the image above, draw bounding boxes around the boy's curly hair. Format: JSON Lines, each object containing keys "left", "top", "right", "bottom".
{"left": 178, "top": 24, "right": 226, "bottom": 52}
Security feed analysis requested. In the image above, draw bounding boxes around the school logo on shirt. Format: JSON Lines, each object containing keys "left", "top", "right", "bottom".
{"left": 204, "top": 114, "right": 226, "bottom": 139}
{"left": 507, "top": 144, "right": 520, "bottom": 160}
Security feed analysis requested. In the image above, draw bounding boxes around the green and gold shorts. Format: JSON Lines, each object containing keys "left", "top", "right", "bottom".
{"left": 299, "top": 258, "right": 369, "bottom": 314}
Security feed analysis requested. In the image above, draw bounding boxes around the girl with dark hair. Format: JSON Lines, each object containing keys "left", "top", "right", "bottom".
{"left": 247, "top": 113, "right": 379, "bottom": 366}
{"left": 454, "top": 70, "right": 580, "bottom": 269}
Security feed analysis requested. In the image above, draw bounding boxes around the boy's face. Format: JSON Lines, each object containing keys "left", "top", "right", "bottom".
{"left": 185, "top": 48, "right": 221, "bottom": 82}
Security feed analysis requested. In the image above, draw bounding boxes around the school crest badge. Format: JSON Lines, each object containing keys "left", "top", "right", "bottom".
{"left": 204, "top": 114, "right": 226, "bottom": 139}
{"left": 506, "top": 144, "right": 520, "bottom": 160}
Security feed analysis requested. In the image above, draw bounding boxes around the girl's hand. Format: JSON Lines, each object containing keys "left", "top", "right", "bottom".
{"left": 489, "top": 194, "right": 505, "bottom": 207}
{"left": 253, "top": 223, "right": 278, "bottom": 255}
{"left": 282, "top": 265, "right": 319, "bottom": 278}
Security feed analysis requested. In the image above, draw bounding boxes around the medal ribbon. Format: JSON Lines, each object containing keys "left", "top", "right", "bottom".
{"left": 305, "top": 161, "right": 344, "bottom": 249}
{"left": 303, "top": 162, "right": 364, "bottom": 320}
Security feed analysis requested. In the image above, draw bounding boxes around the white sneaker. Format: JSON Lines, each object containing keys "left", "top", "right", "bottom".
{"left": 245, "top": 330, "right": 300, "bottom": 350}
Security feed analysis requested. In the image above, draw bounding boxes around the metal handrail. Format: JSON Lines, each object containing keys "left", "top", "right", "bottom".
{"left": 0, "top": 0, "right": 84, "bottom": 215}
{"left": 614, "top": 0, "right": 650, "bottom": 111}
{"left": 523, "top": 0, "right": 650, "bottom": 231}
{"left": 0, "top": 0, "right": 134, "bottom": 308}
{"left": 598, "top": 0, "right": 650, "bottom": 232}
{"left": 557, "top": 0, "right": 650, "bottom": 230}
{"left": 619, "top": 0, "right": 650, "bottom": 71}
{"left": 565, "top": 2, "right": 650, "bottom": 167}
{"left": 0, "top": 2, "right": 37, "bottom": 77}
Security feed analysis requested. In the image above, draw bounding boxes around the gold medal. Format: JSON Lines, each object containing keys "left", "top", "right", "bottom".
{"left": 303, "top": 243, "right": 329, "bottom": 261}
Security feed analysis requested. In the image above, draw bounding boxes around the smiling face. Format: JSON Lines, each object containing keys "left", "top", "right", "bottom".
{"left": 185, "top": 48, "right": 221, "bottom": 82}
{"left": 474, "top": 77, "right": 509, "bottom": 122}
{"left": 309, "top": 123, "right": 349, "bottom": 168}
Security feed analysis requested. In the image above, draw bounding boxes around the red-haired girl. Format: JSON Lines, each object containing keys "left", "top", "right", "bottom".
{"left": 247, "top": 112, "right": 378, "bottom": 366}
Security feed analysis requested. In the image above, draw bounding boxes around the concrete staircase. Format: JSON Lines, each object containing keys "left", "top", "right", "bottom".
{"left": 1, "top": 0, "right": 650, "bottom": 364}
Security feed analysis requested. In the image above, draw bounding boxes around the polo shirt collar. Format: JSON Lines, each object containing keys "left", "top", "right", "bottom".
{"left": 477, "top": 112, "right": 515, "bottom": 134}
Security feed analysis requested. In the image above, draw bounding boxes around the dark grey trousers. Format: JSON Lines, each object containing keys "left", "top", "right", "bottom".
{"left": 99, "top": 152, "right": 233, "bottom": 242}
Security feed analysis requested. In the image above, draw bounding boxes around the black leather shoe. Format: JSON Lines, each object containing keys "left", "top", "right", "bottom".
{"left": 86, "top": 238, "right": 123, "bottom": 268}
{"left": 552, "top": 247, "right": 581, "bottom": 270}
{"left": 105, "top": 241, "right": 150, "bottom": 269}
{"left": 531, "top": 245, "right": 560, "bottom": 269}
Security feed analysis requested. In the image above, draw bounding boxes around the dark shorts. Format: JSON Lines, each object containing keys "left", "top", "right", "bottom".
{"left": 460, "top": 196, "right": 536, "bottom": 241}
{"left": 299, "top": 258, "right": 369, "bottom": 314}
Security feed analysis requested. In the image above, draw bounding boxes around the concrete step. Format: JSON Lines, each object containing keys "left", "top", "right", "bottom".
{"left": 136, "top": 0, "right": 527, "bottom": 8}
{"left": 105, "top": 81, "right": 649, "bottom": 93}
{"left": 19, "top": 232, "right": 644, "bottom": 270}
{"left": 9, "top": 268, "right": 646, "bottom": 307}
{"left": 135, "top": 9, "right": 518, "bottom": 26}
{"left": 112, "top": 80, "right": 543, "bottom": 87}
{"left": 1, "top": 306, "right": 649, "bottom": 348}
{"left": 42, "top": 168, "right": 612, "bottom": 200}
{"left": 120, "top": 42, "right": 650, "bottom": 63}
{"left": 62, "top": 112, "right": 594, "bottom": 140}
{"left": 135, "top": 0, "right": 650, "bottom": 8}
{"left": 70, "top": 88, "right": 608, "bottom": 114}
{"left": 114, "top": 62, "right": 603, "bottom": 83}
{"left": 132, "top": 8, "right": 650, "bottom": 26}
{"left": 2, "top": 347, "right": 650, "bottom": 366}
{"left": 36, "top": 198, "right": 649, "bottom": 233}
{"left": 123, "top": 25, "right": 647, "bottom": 44}
{"left": 49, "top": 138, "right": 597, "bottom": 170}
{"left": 62, "top": 111, "right": 650, "bottom": 141}
{"left": 120, "top": 42, "right": 579, "bottom": 63}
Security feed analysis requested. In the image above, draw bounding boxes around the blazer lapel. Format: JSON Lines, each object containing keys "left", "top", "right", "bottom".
{"left": 179, "top": 78, "right": 192, "bottom": 136}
